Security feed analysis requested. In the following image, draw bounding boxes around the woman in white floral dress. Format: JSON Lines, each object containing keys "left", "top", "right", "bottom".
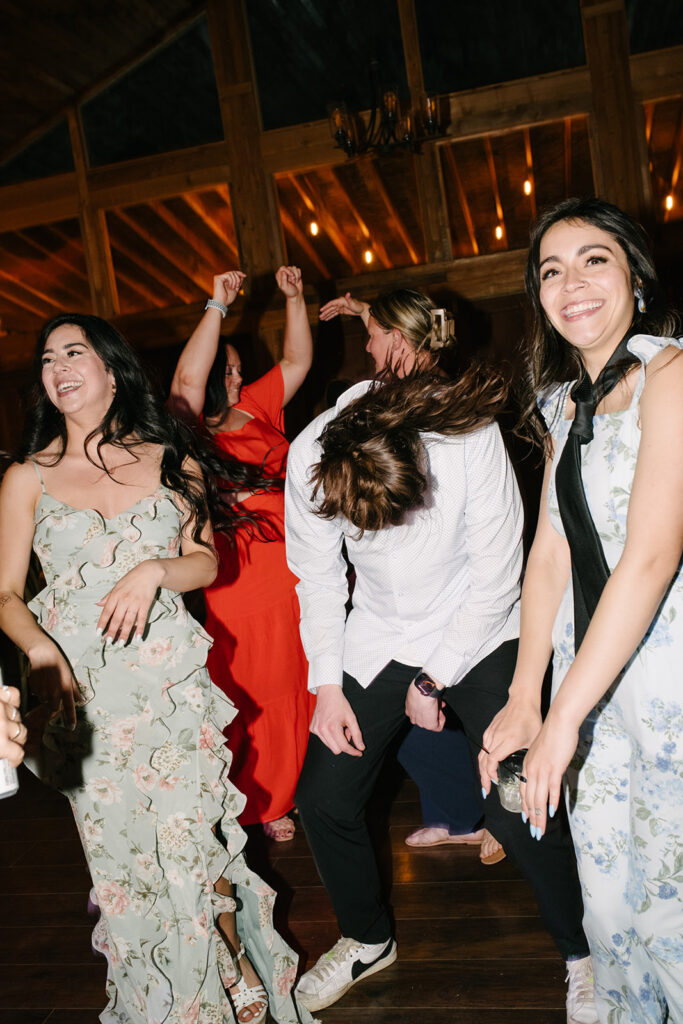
{"left": 0, "top": 314, "right": 314, "bottom": 1024}
{"left": 480, "top": 198, "right": 683, "bottom": 1022}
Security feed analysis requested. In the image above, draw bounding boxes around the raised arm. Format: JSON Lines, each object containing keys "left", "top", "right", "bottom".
{"left": 319, "top": 291, "right": 371, "bottom": 327}
{"left": 0, "top": 462, "right": 79, "bottom": 728}
{"left": 275, "top": 265, "right": 314, "bottom": 407}
{"left": 169, "top": 270, "right": 245, "bottom": 420}
{"left": 523, "top": 347, "right": 683, "bottom": 833}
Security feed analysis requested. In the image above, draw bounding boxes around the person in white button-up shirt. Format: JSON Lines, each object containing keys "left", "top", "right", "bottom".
{"left": 286, "top": 288, "right": 593, "bottom": 1018}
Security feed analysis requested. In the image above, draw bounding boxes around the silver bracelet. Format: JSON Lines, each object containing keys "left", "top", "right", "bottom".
{"left": 205, "top": 298, "right": 228, "bottom": 318}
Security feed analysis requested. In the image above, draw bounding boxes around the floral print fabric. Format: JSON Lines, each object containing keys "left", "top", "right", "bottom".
{"left": 26, "top": 479, "right": 313, "bottom": 1024}
{"left": 541, "top": 335, "right": 683, "bottom": 1022}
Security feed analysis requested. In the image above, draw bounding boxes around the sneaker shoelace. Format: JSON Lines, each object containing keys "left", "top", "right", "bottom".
{"left": 566, "top": 958, "right": 594, "bottom": 1013}
{"left": 307, "top": 938, "right": 363, "bottom": 983}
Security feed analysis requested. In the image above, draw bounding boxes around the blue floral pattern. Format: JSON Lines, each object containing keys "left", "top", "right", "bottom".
{"left": 540, "top": 335, "right": 683, "bottom": 1022}
{"left": 26, "top": 478, "right": 314, "bottom": 1024}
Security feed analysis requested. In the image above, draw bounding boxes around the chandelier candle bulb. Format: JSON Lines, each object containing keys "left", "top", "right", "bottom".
{"left": 524, "top": 179, "right": 533, "bottom": 195}
{"left": 665, "top": 194, "right": 674, "bottom": 210}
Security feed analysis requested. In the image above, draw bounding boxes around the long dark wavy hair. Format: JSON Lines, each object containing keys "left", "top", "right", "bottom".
{"left": 523, "top": 197, "right": 680, "bottom": 443}
{"left": 311, "top": 366, "right": 508, "bottom": 536}
{"left": 203, "top": 339, "right": 233, "bottom": 423}
{"left": 19, "top": 314, "right": 279, "bottom": 543}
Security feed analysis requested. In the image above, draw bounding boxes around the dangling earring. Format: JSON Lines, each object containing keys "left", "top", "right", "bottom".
{"left": 635, "top": 287, "right": 646, "bottom": 314}
{"left": 111, "top": 380, "right": 117, "bottom": 395}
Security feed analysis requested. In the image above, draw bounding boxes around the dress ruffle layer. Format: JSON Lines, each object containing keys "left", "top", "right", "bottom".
{"left": 27, "top": 488, "right": 315, "bottom": 1024}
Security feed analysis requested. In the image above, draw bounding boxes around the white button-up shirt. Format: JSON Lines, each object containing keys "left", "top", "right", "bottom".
{"left": 285, "top": 381, "right": 523, "bottom": 692}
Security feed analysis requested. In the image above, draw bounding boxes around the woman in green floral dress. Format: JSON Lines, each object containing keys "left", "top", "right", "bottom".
{"left": 0, "top": 314, "right": 314, "bottom": 1024}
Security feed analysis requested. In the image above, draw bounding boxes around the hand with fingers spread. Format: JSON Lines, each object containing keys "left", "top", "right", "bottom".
{"left": 96, "top": 559, "right": 165, "bottom": 645}
{"left": 212, "top": 270, "right": 246, "bottom": 310}
{"left": 28, "top": 639, "right": 79, "bottom": 730}
{"left": 275, "top": 265, "right": 303, "bottom": 300}
{"left": 479, "top": 693, "right": 542, "bottom": 797}
{"left": 310, "top": 685, "right": 365, "bottom": 757}
{"left": 319, "top": 292, "right": 370, "bottom": 325}
{"left": 0, "top": 684, "right": 27, "bottom": 765}
{"left": 520, "top": 711, "right": 579, "bottom": 839}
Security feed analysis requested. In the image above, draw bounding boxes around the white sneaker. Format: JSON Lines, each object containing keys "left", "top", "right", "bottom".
{"left": 566, "top": 956, "right": 599, "bottom": 1024}
{"left": 295, "top": 936, "right": 397, "bottom": 1012}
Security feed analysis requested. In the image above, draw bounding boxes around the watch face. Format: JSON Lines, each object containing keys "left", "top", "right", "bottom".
{"left": 414, "top": 674, "right": 437, "bottom": 697}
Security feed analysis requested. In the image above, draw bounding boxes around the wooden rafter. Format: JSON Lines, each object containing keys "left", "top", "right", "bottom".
{"left": 484, "top": 137, "right": 507, "bottom": 246}
{"left": 15, "top": 230, "right": 89, "bottom": 284}
{"left": 0, "top": 268, "right": 62, "bottom": 312}
{"left": 326, "top": 166, "right": 393, "bottom": 269}
{"left": 183, "top": 189, "right": 239, "bottom": 264}
{"left": 443, "top": 145, "right": 479, "bottom": 256}
{"left": 107, "top": 212, "right": 197, "bottom": 303}
{"left": 358, "top": 159, "right": 420, "bottom": 265}
{"left": 279, "top": 206, "right": 330, "bottom": 280}
{"left": 288, "top": 174, "right": 362, "bottom": 274}
{"left": 114, "top": 207, "right": 211, "bottom": 294}
{"left": 523, "top": 129, "right": 537, "bottom": 220}
{"left": 664, "top": 102, "right": 683, "bottom": 222}
{"left": 0, "top": 281, "right": 50, "bottom": 318}
{"left": 151, "top": 199, "right": 228, "bottom": 278}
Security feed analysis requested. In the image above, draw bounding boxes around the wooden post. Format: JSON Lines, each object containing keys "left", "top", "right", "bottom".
{"left": 397, "top": 0, "right": 453, "bottom": 262}
{"left": 206, "top": 0, "right": 285, "bottom": 296}
{"left": 67, "top": 109, "right": 119, "bottom": 317}
{"left": 580, "top": 0, "right": 653, "bottom": 220}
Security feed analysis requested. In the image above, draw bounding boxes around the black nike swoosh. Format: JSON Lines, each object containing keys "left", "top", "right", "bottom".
{"left": 350, "top": 940, "right": 393, "bottom": 981}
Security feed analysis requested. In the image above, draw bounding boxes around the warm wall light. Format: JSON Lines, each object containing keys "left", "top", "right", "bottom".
{"left": 523, "top": 179, "right": 532, "bottom": 196}
{"left": 309, "top": 220, "right": 319, "bottom": 236}
{"left": 665, "top": 194, "right": 674, "bottom": 211}
{"left": 495, "top": 225, "right": 503, "bottom": 240}
{"left": 364, "top": 249, "right": 374, "bottom": 264}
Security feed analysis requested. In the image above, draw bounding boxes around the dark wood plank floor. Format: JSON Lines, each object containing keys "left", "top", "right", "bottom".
{"left": 0, "top": 763, "right": 567, "bottom": 1023}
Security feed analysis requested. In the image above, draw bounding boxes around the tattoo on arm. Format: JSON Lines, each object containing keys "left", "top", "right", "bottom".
{"left": 0, "top": 594, "right": 12, "bottom": 608}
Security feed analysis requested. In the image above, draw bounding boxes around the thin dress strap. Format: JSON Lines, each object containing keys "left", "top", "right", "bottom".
{"left": 29, "top": 458, "right": 46, "bottom": 492}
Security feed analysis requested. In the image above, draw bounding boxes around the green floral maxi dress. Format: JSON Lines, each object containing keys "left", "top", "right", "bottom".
{"left": 540, "top": 335, "right": 683, "bottom": 1022}
{"left": 26, "top": 472, "right": 313, "bottom": 1024}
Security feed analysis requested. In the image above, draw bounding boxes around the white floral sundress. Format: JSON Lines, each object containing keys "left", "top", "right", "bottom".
{"left": 26, "top": 469, "right": 314, "bottom": 1024}
{"left": 540, "top": 335, "right": 683, "bottom": 1023}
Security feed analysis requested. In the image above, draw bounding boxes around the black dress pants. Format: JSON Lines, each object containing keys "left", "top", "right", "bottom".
{"left": 295, "top": 640, "right": 589, "bottom": 958}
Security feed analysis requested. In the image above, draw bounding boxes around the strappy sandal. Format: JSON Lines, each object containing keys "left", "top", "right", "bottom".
{"left": 228, "top": 943, "right": 268, "bottom": 1024}
{"left": 262, "top": 814, "right": 295, "bottom": 841}
{"left": 479, "top": 829, "right": 506, "bottom": 865}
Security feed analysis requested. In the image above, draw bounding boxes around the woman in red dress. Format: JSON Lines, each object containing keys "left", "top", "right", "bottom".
{"left": 170, "top": 267, "right": 315, "bottom": 841}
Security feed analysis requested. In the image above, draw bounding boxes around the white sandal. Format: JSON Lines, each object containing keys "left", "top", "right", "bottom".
{"left": 228, "top": 943, "right": 268, "bottom": 1024}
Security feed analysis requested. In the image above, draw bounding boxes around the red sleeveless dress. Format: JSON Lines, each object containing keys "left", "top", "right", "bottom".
{"left": 205, "top": 365, "right": 314, "bottom": 825}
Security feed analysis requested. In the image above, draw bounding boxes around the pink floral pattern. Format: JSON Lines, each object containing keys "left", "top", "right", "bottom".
{"left": 27, "top": 485, "right": 313, "bottom": 1024}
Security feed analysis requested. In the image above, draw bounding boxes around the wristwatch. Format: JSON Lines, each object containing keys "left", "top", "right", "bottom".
{"left": 412, "top": 671, "right": 442, "bottom": 698}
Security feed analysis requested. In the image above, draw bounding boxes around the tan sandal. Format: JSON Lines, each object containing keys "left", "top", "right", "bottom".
{"left": 228, "top": 944, "right": 268, "bottom": 1024}
{"left": 480, "top": 829, "right": 506, "bottom": 865}
{"left": 405, "top": 826, "right": 485, "bottom": 847}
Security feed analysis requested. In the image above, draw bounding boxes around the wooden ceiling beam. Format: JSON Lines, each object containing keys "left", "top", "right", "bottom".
{"left": 67, "top": 107, "right": 119, "bottom": 318}
{"left": 664, "top": 104, "right": 683, "bottom": 223}
{"left": 484, "top": 137, "right": 507, "bottom": 246}
{"left": 181, "top": 189, "right": 240, "bottom": 263}
{"left": 113, "top": 207, "right": 211, "bottom": 295}
{"left": 356, "top": 158, "right": 420, "bottom": 266}
{"left": 0, "top": 270, "right": 60, "bottom": 315}
{"left": 563, "top": 118, "right": 573, "bottom": 199}
{"left": 279, "top": 206, "right": 331, "bottom": 280}
{"left": 443, "top": 145, "right": 479, "bottom": 256}
{"left": 523, "top": 129, "right": 537, "bottom": 220}
{"left": 206, "top": 0, "right": 284, "bottom": 294}
{"left": 397, "top": 0, "right": 453, "bottom": 263}
{"left": 107, "top": 213, "right": 197, "bottom": 303}
{"left": 0, "top": 281, "right": 50, "bottom": 319}
{"left": 0, "top": 242, "right": 86, "bottom": 310}
{"left": 288, "top": 174, "right": 362, "bottom": 275}
{"left": 2, "top": 45, "right": 682, "bottom": 237}
{"left": 0, "top": 4, "right": 208, "bottom": 168}
{"left": 580, "top": 0, "right": 653, "bottom": 219}
{"left": 326, "top": 167, "right": 393, "bottom": 270}
{"left": 150, "top": 199, "right": 230, "bottom": 279}
{"left": 15, "top": 230, "right": 89, "bottom": 284}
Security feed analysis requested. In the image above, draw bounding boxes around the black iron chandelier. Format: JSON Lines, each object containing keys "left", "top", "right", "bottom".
{"left": 327, "top": 60, "right": 443, "bottom": 157}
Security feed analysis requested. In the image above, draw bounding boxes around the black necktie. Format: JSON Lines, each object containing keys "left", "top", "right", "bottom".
{"left": 554, "top": 333, "right": 636, "bottom": 652}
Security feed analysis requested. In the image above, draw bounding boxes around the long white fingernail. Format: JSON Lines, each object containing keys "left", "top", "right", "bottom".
{"left": 96, "top": 627, "right": 103, "bottom": 636}
{"left": 105, "top": 635, "right": 113, "bottom": 645}
{"left": 116, "top": 639, "right": 125, "bottom": 648}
